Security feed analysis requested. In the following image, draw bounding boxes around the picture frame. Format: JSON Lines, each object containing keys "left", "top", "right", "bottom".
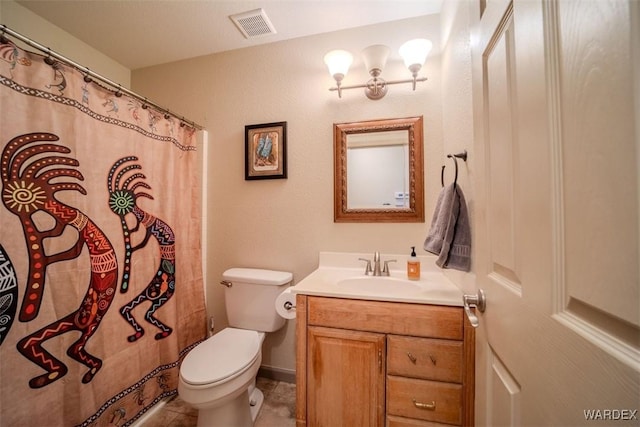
{"left": 245, "top": 121, "right": 287, "bottom": 180}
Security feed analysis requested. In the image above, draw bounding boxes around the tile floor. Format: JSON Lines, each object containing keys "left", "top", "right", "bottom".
{"left": 141, "top": 377, "right": 296, "bottom": 427}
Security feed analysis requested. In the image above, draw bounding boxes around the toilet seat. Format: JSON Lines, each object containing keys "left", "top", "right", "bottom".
{"left": 180, "top": 328, "right": 262, "bottom": 386}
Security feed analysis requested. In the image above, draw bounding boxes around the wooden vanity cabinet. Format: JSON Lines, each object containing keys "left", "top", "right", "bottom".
{"left": 296, "top": 295, "right": 475, "bottom": 427}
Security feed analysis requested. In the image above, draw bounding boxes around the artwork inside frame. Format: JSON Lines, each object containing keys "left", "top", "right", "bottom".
{"left": 245, "top": 121, "right": 287, "bottom": 180}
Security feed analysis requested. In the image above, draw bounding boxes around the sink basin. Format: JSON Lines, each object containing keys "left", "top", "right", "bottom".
{"left": 337, "top": 276, "right": 421, "bottom": 295}
{"left": 291, "top": 252, "right": 465, "bottom": 306}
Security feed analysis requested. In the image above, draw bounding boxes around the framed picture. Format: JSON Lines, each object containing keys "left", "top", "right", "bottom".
{"left": 245, "top": 121, "right": 287, "bottom": 180}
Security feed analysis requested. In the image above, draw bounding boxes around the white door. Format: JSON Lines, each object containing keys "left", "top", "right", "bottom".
{"left": 470, "top": 0, "right": 640, "bottom": 424}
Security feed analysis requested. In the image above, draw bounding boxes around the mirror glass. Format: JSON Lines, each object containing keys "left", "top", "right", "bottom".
{"left": 334, "top": 116, "right": 424, "bottom": 222}
{"left": 346, "top": 130, "right": 409, "bottom": 209}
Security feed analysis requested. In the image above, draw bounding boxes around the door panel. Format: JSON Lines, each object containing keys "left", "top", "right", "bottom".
{"left": 471, "top": 0, "right": 640, "bottom": 425}
{"left": 554, "top": 0, "right": 639, "bottom": 349}
{"left": 487, "top": 351, "right": 520, "bottom": 426}
{"left": 484, "top": 4, "right": 521, "bottom": 290}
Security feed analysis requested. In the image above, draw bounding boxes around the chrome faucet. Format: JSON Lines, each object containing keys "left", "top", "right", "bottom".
{"left": 358, "top": 257, "right": 373, "bottom": 275}
{"left": 359, "top": 252, "right": 396, "bottom": 276}
{"left": 373, "top": 251, "right": 382, "bottom": 276}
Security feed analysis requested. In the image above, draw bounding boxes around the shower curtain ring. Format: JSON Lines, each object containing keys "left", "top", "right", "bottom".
{"left": 44, "top": 48, "right": 55, "bottom": 66}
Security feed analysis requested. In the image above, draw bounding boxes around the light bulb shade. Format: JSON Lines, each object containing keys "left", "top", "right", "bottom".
{"left": 399, "top": 38, "right": 433, "bottom": 69}
{"left": 324, "top": 50, "right": 353, "bottom": 79}
{"left": 361, "top": 44, "right": 390, "bottom": 74}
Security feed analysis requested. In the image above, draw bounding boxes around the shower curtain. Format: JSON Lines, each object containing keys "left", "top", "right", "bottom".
{"left": 0, "top": 40, "right": 206, "bottom": 426}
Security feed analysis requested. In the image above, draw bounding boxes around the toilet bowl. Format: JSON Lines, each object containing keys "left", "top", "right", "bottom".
{"left": 178, "top": 328, "right": 265, "bottom": 427}
{"left": 178, "top": 268, "right": 292, "bottom": 427}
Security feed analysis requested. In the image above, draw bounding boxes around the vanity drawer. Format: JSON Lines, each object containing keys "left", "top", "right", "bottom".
{"left": 387, "top": 376, "right": 462, "bottom": 426}
{"left": 387, "top": 335, "right": 463, "bottom": 383}
{"left": 307, "top": 296, "right": 463, "bottom": 340}
{"left": 387, "top": 415, "right": 452, "bottom": 427}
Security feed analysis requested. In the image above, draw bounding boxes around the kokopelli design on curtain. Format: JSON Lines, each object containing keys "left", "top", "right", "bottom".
{"left": 1, "top": 132, "right": 118, "bottom": 388}
{"left": 108, "top": 157, "right": 175, "bottom": 342}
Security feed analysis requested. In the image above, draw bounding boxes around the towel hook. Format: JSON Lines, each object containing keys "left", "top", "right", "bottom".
{"left": 441, "top": 150, "right": 468, "bottom": 187}
{"left": 441, "top": 156, "right": 459, "bottom": 187}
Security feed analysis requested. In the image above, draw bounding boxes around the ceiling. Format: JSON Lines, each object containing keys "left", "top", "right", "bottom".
{"left": 15, "top": 0, "right": 442, "bottom": 70}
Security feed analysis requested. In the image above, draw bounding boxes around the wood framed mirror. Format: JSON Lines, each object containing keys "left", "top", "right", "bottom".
{"left": 334, "top": 116, "right": 424, "bottom": 222}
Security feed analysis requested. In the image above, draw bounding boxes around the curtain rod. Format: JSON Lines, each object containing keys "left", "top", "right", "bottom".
{"left": 0, "top": 24, "right": 204, "bottom": 130}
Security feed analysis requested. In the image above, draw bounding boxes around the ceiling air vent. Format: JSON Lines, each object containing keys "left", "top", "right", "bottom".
{"left": 230, "top": 8, "right": 277, "bottom": 39}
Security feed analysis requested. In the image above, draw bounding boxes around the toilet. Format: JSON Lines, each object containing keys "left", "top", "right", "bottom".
{"left": 178, "top": 268, "right": 293, "bottom": 427}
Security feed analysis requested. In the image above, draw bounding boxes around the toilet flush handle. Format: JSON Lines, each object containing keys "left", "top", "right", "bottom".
{"left": 220, "top": 280, "right": 232, "bottom": 287}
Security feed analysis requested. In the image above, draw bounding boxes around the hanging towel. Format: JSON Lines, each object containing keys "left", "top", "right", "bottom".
{"left": 423, "top": 183, "right": 471, "bottom": 272}
{"left": 423, "top": 183, "right": 452, "bottom": 255}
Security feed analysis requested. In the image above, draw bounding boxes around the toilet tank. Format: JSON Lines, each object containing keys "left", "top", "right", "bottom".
{"left": 222, "top": 268, "right": 293, "bottom": 332}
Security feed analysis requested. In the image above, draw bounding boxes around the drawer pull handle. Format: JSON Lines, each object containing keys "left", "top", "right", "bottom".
{"left": 407, "top": 352, "right": 417, "bottom": 363}
{"left": 429, "top": 354, "right": 436, "bottom": 365}
{"left": 413, "top": 399, "right": 436, "bottom": 411}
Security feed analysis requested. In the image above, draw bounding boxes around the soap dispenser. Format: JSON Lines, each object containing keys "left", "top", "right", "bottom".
{"left": 407, "top": 246, "right": 420, "bottom": 280}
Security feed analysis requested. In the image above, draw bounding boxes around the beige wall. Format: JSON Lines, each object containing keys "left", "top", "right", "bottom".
{"left": 439, "top": 0, "right": 476, "bottom": 294}
{"left": 132, "top": 15, "right": 446, "bottom": 374}
{"left": 0, "top": 0, "right": 130, "bottom": 85}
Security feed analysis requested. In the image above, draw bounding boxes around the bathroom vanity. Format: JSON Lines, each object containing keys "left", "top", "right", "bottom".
{"left": 291, "top": 252, "right": 475, "bottom": 427}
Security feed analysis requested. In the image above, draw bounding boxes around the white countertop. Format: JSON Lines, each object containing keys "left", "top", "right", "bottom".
{"left": 291, "top": 252, "right": 464, "bottom": 307}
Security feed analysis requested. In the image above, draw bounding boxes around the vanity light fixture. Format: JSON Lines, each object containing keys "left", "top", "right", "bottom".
{"left": 324, "top": 38, "right": 432, "bottom": 100}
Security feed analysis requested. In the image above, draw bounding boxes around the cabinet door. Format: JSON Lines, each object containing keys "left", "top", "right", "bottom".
{"left": 307, "top": 326, "right": 385, "bottom": 427}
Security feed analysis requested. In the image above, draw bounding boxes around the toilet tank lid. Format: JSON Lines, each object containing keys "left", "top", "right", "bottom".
{"left": 222, "top": 268, "right": 292, "bottom": 286}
